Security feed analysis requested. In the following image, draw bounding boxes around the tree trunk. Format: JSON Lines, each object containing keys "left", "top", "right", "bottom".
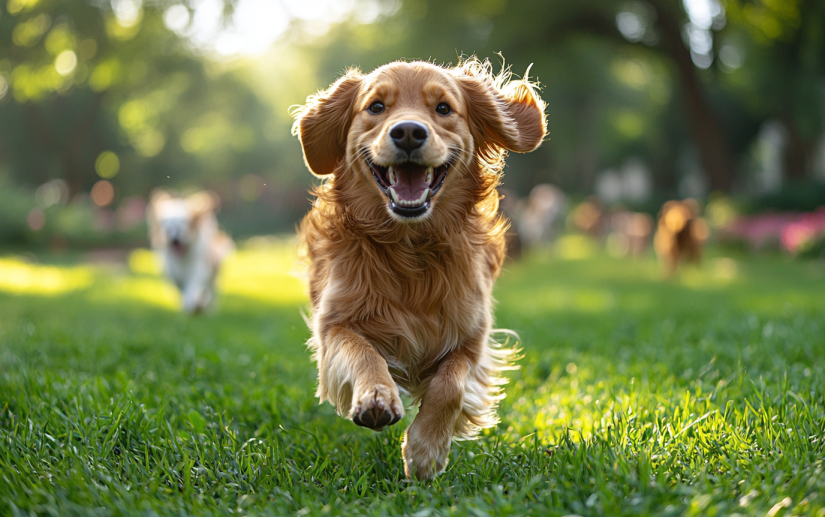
{"left": 63, "top": 92, "right": 103, "bottom": 195}
{"left": 782, "top": 117, "right": 815, "bottom": 181}
{"left": 652, "top": 1, "right": 737, "bottom": 192}
{"left": 576, "top": 99, "right": 598, "bottom": 192}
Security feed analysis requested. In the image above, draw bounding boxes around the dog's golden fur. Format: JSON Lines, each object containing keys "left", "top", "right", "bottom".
{"left": 292, "top": 58, "right": 546, "bottom": 479}
{"left": 654, "top": 199, "right": 710, "bottom": 277}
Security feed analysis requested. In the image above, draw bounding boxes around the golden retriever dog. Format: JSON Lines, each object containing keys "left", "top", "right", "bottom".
{"left": 654, "top": 199, "right": 709, "bottom": 277}
{"left": 147, "top": 190, "right": 234, "bottom": 314}
{"left": 292, "top": 58, "right": 546, "bottom": 479}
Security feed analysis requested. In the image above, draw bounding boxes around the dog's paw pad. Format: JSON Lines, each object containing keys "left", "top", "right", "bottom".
{"left": 351, "top": 385, "right": 403, "bottom": 431}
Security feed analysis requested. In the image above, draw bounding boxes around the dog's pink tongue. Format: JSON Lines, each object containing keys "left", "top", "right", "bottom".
{"left": 393, "top": 163, "right": 428, "bottom": 201}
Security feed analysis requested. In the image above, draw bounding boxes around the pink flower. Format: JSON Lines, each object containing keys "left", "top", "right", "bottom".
{"left": 720, "top": 207, "right": 825, "bottom": 254}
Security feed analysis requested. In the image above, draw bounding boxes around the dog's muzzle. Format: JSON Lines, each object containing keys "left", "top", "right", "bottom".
{"left": 367, "top": 157, "right": 450, "bottom": 219}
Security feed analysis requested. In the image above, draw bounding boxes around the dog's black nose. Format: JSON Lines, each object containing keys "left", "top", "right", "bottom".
{"left": 389, "top": 121, "right": 428, "bottom": 154}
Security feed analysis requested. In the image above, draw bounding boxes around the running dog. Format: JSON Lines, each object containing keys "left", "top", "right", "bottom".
{"left": 654, "top": 199, "right": 709, "bottom": 277}
{"left": 292, "top": 58, "right": 546, "bottom": 479}
{"left": 147, "top": 190, "right": 234, "bottom": 314}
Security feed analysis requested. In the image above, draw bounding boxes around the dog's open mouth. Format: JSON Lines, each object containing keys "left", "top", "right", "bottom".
{"left": 170, "top": 238, "right": 186, "bottom": 255}
{"left": 367, "top": 158, "right": 450, "bottom": 218}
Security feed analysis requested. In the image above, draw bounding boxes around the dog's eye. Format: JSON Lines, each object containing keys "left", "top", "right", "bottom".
{"left": 435, "top": 102, "right": 452, "bottom": 115}
{"left": 367, "top": 101, "right": 385, "bottom": 114}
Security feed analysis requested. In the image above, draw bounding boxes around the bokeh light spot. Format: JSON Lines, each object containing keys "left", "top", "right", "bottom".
{"left": 7, "top": 0, "right": 40, "bottom": 15}
{"left": 91, "top": 180, "right": 115, "bottom": 207}
{"left": 163, "top": 4, "right": 191, "bottom": 32}
{"left": 44, "top": 25, "right": 77, "bottom": 55}
{"left": 27, "top": 208, "right": 45, "bottom": 231}
{"left": 89, "top": 59, "right": 121, "bottom": 91}
{"left": 55, "top": 50, "right": 77, "bottom": 76}
{"left": 95, "top": 151, "right": 120, "bottom": 178}
{"left": 12, "top": 14, "right": 51, "bottom": 47}
{"left": 112, "top": 0, "right": 143, "bottom": 28}
{"left": 35, "top": 179, "right": 69, "bottom": 208}
{"left": 719, "top": 44, "right": 744, "bottom": 70}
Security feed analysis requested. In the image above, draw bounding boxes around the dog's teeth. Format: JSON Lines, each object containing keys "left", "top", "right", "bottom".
{"left": 389, "top": 188, "right": 400, "bottom": 204}
{"left": 426, "top": 167, "right": 433, "bottom": 184}
{"left": 388, "top": 167, "right": 396, "bottom": 185}
{"left": 425, "top": 188, "right": 433, "bottom": 201}
{"left": 416, "top": 189, "right": 429, "bottom": 205}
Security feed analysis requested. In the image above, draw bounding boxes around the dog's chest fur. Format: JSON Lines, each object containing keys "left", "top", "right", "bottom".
{"left": 308, "top": 217, "right": 500, "bottom": 381}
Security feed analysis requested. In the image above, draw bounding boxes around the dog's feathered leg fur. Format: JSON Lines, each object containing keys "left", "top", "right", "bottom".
{"left": 401, "top": 346, "right": 471, "bottom": 479}
{"left": 317, "top": 326, "right": 405, "bottom": 430}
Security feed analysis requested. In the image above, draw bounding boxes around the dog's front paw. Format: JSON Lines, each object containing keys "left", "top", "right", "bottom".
{"left": 402, "top": 420, "right": 451, "bottom": 480}
{"left": 350, "top": 384, "right": 404, "bottom": 431}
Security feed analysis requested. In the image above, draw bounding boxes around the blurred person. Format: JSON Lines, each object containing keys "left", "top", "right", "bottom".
{"left": 516, "top": 184, "right": 567, "bottom": 249}
{"left": 568, "top": 196, "right": 606, "bottom": 238}
{"left": 607, "top": 209, "right": 653, "bottom": 259}
{"left": 654, "top": 199, "right": 709, "bottom": 277}
{"left": 147, "top": 190, "right": 234, "bottom": 314}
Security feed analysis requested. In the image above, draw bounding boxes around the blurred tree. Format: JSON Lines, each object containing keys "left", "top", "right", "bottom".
{"left": 0, "top": 0, "right": 822, "bottom": 244}
{"left": 0, "top": 0, "right": 295, "bottom": 200}
{"left": 723, "top": 0, "right": 825, "bottom": 180}
{"left": 285, "top": 0, "right": 823, "bottom": 194}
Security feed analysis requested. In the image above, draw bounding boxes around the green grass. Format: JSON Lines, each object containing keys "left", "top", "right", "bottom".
{"left": 1, "top": 238, "right": 824, "bottom": 516}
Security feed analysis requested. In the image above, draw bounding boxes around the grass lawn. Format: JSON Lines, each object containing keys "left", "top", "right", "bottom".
{"left": 1, "top": 237, "right": 824, "bottom": 516}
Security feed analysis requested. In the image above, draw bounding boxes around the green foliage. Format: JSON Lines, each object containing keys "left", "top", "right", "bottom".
{"left": 0, "top": 174, "right": 34, "bottom": 244}
{"left": 0, "top": 0, "right": 823, "bottom": 233}
{"left": 747, "top": 179, "right": 825, "bottom": 213}
{"left": 1, "top": 243, "right": 824, "bottom": 515}
{"left": 0, "top": 0, "right": 308, "bottom": 229}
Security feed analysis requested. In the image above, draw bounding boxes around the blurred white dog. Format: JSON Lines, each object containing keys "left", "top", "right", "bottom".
{"left": 147, "top": 190, "right": 234, "bottom": 314}
{"left": 517, "top": 184, "right": 567, "bottom": 248}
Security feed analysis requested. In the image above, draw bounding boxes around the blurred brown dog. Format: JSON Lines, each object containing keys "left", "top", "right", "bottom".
{"left": 293, "top": 58, "right": 546, "bottom": 479}
{"left": 147, "top": 190, "right": 234, "bottom": 314}
{"left": 654, "top": 199, "right": 709, "bottom": 277}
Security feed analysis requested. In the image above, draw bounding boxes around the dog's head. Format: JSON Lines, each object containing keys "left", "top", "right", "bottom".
{"left": 147, "top": 190, "right": 219, "bottom": 255}
{"left": 293, "top": 59, "right": 546, "bottom": 222}
{"left": 658, "top": 199, "right": 700, "bottom": 234}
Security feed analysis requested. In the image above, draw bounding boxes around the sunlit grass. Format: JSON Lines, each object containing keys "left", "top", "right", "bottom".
{"left": 554, "top": 233, "right": 599, "bottom": 260}
{"left": 1, "top": 241, "right": 824, "bottom": 516}
{"left": 127, "top": 239, "right": 308, "bottom": 307}
{"left": 0, "top": 257, "right": 93, "bottom": 295}
{"left": 218, "top": 237, "right": 308, "bottom": 305}
{"left": 90, "top": 275, "right": 181, "bottom": 310}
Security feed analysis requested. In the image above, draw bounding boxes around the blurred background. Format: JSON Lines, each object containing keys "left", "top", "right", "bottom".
{"left": 1, "top": 0, "right": 824, "bottom": 258}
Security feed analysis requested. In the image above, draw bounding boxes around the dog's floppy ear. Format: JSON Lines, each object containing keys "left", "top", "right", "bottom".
{"left": 455, "top": 66, "right": 547, "bottom": 159}
{"left": 187, "top": 191, "right": 219, "bottom": 224}
{"left": 293, "top": 70, "right": 364, "bottom": 177}
{"left": 149, "top": 189, "right": 171, "bottom": 208}
{"left": 147, "top": 189, "right": 172, "bottom": 225}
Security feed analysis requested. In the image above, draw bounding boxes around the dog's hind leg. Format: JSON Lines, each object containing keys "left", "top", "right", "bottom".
{"left": 318, "top": 327, "right": 405, "bottom": 431}
{"left": 402, "top": 348, "right": 471, "bottom": 480}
